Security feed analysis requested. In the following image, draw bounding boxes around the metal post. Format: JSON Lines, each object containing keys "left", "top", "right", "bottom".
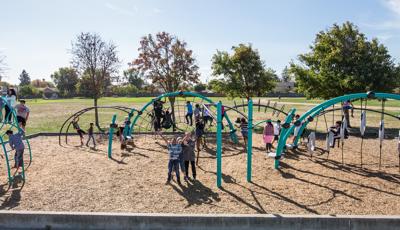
{"left": 216, "top": 102, "right": 222, "bottom": 188}
{"left": 247, "top": 99, "right": 253, "bottom": 182}
{"left": 108, "top": 114, "right": 117, "bottom": 159}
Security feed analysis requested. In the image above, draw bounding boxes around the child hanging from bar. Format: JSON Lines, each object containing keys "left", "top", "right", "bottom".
{"left": 263, "top": 119, "right": 274, "bottom": 153}
{"left": 6, "top": 129, "right": 25, "bottom": 177}
{"left": 71, "top": 117, "right": 85, "bottom": 146}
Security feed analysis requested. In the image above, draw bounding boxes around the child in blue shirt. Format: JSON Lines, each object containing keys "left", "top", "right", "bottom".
{"left": 185, "top": 101, "right": 193, "bottom": 126}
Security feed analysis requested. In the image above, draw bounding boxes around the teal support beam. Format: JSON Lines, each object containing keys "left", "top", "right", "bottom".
{"left": 247, "top": 99, "right": 253, "bottom": 182}
{"left": 0, "top": 136, "right": 12, "bottom": 183}
{"left": 216, "top": 101, "right": 222, "bottom": 188}
{"left": 274, "top": 108, "right": 296, "bottom": 169}
{"left": 108, "top": 114, "right": 117, "bottom": 159}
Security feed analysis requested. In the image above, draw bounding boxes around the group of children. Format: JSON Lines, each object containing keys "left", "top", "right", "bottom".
{"left": 160, "top": 131, "right": 197, "bottom": 185}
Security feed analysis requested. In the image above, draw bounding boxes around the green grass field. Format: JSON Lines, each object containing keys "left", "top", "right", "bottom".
{"left": 19, "top": 96, "right": 400, "bottom": 135}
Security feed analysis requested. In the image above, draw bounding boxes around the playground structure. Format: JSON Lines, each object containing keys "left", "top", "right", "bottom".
{"left": 57, "top": 91, "right": 400, "bottom": 189}
{"left": 274, "top": 92, "right": 400, "bottom": 172}
{"left": 0, "top": 97, "right": 32, "bottom": 184}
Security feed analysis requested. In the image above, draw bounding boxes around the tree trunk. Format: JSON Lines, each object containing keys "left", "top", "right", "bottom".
{"left": 94, "top": 97, "right": 102, "bottom": 131}
{"left": 169, "top": 96, "right": 176, "bottom": 132}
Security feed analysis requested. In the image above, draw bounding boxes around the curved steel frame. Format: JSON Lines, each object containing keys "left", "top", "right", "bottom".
{"left": 58, "top": 106, "right": 138, "bottom": 146}
{"left": 225, "top": 103, "right": 288, "bottom": 116}
{"left": 0, "top": 97, "right": 32, "bottom": 184}
{"left": 129, "top": 91, "right": 238, "bottom": 143}
{"left": 274, "top": 92, "right": 400, "bottom": 169}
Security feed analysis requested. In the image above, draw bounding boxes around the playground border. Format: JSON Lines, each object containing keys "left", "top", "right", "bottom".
{"left": 0, "top": 211, "right": 398, "bottom": 230}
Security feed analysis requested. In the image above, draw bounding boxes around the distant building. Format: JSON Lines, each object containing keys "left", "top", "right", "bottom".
{"left": 43, "top": 87, "right": 59, "bottom": 99}
{"left": 273, "top": 81, "right": 295, "bottom": 93}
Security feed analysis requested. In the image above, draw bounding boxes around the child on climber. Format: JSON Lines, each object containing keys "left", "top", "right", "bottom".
{"left": 6, "top": 129, "right": 25, "bottom": 176}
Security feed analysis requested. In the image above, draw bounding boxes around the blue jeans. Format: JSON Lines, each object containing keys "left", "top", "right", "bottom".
{"left": 167, "top": 159, "right": 180, "bottom": 181}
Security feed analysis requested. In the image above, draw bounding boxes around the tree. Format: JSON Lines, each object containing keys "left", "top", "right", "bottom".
{"left": 131, "top": 32, "right": 200, "bottom": 128}
{"left": 193, "top": 83, "right": 207, "bottom": 92}
{"left": 207, "top": 79, "right": 225, "bottom": 93}
{"left": 19, "top": 85, "right": 41, "bottom": 98}
{"left": 71, "top": 32, "right": 120, "bottom": 129}
{"left": 211, "top": 43, "right": 277, "bottom": 100}
{"left": 123, "top": 68, "right": 145, "bottom": 90}
{"left": 51, "top": 67, "right": 79, "bottom": 97}
{"left": 19, "top": 70, "right": 31, "bottom": 86}
{"left": 281, "top": 66, "right": 292, "bottom": 82}
{"left": 290, "top": 21, "right": 400, "bottom": 99}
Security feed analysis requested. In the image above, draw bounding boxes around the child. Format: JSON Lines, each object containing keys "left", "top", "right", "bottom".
{"left": 194, "top": 104, "right": 201, "bottom": 121}
{"left": 182, "top": 132, "right": 196, "bottom": 181}
{"left": 14, "top": 100, "right": 30, "bottom": 130}
{"left": 239, "top": 117, "right": 248, "bottom": 149}
{"left": 161, "top": 110, "right": 173, "bottom": 130}
{"left": 195, "top": 119, "right": 205, "bottom": 153}
{"left": 153, "top": 99, "right": 164, "bottom": 131}
{"left": 159, "top": 132, "right": 186, "bottom": 185}
{"left": 272, "top": 120, "right": 281, "bottom": 145}
{"left": 72, "top": 117, "right": 85, "bottom": 146}
{"left": 86, "top": 123, "right": 96, "bottom": 148}
{"left": 292, "top": 114, "right": 301, "bottom": 143}
{"left": 185, "top": 101, "right": 193, "bottom": 126}
{"left": 6, "top": 130, "right": 25, "bottom": 176}
{"left": 203, "top": 104, "right": 213, "bottom": 126}
{"left": 263, "top": 119, "right": 274, "bottom": 153}
{"left": 342, "top": 100, "right": 354, "bottom": 128}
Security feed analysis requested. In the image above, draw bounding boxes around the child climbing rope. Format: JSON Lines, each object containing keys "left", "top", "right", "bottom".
{"left": 153, "top": 99, "right": 164, "bottom": 131}
{"left": 162, "top": 110, "right": 173, "bottom": 130}
{"left": 6, "top": 129, "right": 24, "bottom": 176}
{"left": 263, "top": 119, "right": 274, "bottom": 153}
{"left": 342, "top": 100, "right": 354, "bottom": 128}
{"left": 195, "top": 118, "right": 205, "bottom": 153}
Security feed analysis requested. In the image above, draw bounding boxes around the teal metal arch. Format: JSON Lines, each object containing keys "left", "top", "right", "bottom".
{"left": 0, "top": 96, "right": 32, "bottom": 184}
{"left": 129, "top": 91, "right": 238, "bottom": 143}
{"left": 274, "top": 92, "right": 400, "bottom": 169}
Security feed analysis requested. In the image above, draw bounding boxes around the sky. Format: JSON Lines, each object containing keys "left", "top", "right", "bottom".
{"left": 1, "top": 0, "right": 400, "bottom": 84}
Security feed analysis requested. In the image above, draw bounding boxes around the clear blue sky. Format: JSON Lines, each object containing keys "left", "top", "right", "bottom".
{"left": 1, "top": 0, "right": 400, "bottom": 84}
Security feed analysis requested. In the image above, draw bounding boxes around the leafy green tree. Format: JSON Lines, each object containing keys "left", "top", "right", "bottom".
{"left": 193, "top": 83, "right": 206, "bottom": 92}
{"left": 211, "top": 44, "right": 277, "bottom": 100}
{"left": 19, "top": 85, "right": 41, "bottom": 98}
{"left": 281, "top": 66, "right": 292, "bottom": 82}
{"left": 111, "top": 85, "right": 138, "bottom": 96}
{"left": 290, "top": 21, "right": 400, "bottom": 99}
{"left": 123, "top": 69, "right": 145, "bottom": 90}
{"left": 131, "top": 31, "right": 200, "bottom": 129}
{"left": 19, "top": 70, "right": 31, "bottom": 86}
{"left": 71, "top": 32, "right": 120, "bottom": 129}
{"left": 51, "top": 67, "right": 79, "bottom": 97}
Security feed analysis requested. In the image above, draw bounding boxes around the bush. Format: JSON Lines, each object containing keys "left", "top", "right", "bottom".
{"left": 19, "top": 85, "right": 41, "bottom": 98}
{"left": 111, "top": 85, "right": 139, "bottom": 96}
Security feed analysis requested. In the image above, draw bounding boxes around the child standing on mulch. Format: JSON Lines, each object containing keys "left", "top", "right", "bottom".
{"left": 182, "top": 132, "right": 196, "bottom": 181}
{"left": 160, "top": 132, "right": 187, "bottom": 185}
{"left": 263, "top": 119, "right": 274, "bottom": 153}
{"left": 86, "top": 123, "right": 96, "bottom": 148}
{"left": 272, "top": 120, "right": 281, "bottom": 146}
{"left": 6, "top": 129, "right": 25, "bottom": 176}
{"left": 239, "top": 117, "right": 248, "bottom": 149}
